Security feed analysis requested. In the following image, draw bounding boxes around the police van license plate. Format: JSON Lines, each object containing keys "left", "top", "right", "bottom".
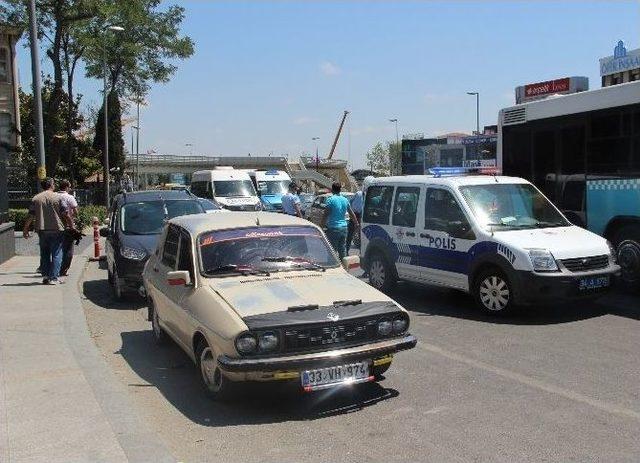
{"left": 301, "top": 361, "right": 370, "bottom": 390}
{"left": 578, "top": 276, "right": 610, "bottom": 291}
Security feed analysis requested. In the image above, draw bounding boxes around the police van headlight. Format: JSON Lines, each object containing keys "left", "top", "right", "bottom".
{"left": 527, "top": 249, "right": 558, "bottom": 272}
{"left": 254, "top": 202, "right": 262, "bottom": 211}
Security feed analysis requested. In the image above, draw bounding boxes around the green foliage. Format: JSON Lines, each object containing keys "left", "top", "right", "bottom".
{"left": 8, "top": 209, "right": 30, "bottom": 230}
{"left": 365, "top": 141, "right": 402, "bottom": 176}
{"left": 8, "top": 205, "right": 107, "bottom": 231}
{"left": 75, "top": 205, "right": 108, "bottom": 230}
{"left": 92, "top": 90, "right": 125, "bottom": 176}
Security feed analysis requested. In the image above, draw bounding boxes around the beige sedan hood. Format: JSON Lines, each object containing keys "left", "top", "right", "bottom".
{"left": 208, "top": 271, "right": 393, "bottom": 318}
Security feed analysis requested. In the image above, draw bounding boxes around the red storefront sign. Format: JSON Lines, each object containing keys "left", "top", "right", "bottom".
{"left": 524, "top": 78, "right": 571, "bottom": 98}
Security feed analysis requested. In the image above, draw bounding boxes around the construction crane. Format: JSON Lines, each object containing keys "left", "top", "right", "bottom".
{"left": 327, "top": 110, "right": 349, "bottom": 160}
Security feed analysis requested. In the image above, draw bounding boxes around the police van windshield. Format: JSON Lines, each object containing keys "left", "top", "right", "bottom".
{"left": 213, "top": 180, "right": 256, "bottom": 197}
{"left": 459, "top": 183, "right": 570, "bottom": 231}
{"left": 257, "top": 180, "right": 289, "bottom": 195}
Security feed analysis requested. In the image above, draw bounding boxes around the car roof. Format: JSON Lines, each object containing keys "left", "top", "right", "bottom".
{"left": 367, "top": 175, "right": 530, "bottom": 187}
{"left": 169, "top": 211, "right": 321, "bottom": 236}
{"left": 116, "top": 189, "right": 195, "bottom": 204}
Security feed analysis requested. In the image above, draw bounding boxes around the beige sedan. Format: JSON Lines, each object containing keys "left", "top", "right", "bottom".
{"left": 142, "top": 212, "right": 416, "bottom": 400}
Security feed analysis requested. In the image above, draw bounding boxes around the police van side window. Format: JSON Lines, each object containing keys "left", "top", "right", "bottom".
{"left": 392, "top": 187, "right": 420, "bottom": 227}
{"left": 363, "top": 185, "right": 394, "bottom": 225}
{"left": 424, "top": 188, "right": 473, "bottom": 238}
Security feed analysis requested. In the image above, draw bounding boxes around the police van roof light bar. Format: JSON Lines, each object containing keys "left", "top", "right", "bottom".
{"left": 429, "top": 166, "right": 501, "bottom": 178}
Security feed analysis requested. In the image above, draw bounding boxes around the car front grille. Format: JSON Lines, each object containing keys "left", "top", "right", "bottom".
{"left": 283, "top": 318, "right": 379, "bottom": 353}
{"left": 560, "top": 255, "right": 609, "bottom": 272}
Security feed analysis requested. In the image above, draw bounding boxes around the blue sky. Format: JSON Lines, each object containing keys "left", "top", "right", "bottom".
{"left": 16, "top": 1, "right": 640, "bottom": 169}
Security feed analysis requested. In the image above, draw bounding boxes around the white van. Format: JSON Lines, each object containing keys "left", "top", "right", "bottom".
{"left": 248, "top": 170, "right": 292, "bottom": 212}
{"left": 190, "top": 169, "right": 261, "bottom": 211}
{"left": 360, "top": 169, "right": 621, "bottom": 313}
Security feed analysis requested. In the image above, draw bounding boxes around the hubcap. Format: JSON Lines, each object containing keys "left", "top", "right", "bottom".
{"left": 369, "top": 260, "right": 386, "bottom": 288}
{"left": 617, "top": 241, "right": 640, "bottom": 284}
{"left": 200, "top": 346, "right": 222, "bottom": 392}
{"left": 479, "top": 275, "right": 510, "bottom": 311}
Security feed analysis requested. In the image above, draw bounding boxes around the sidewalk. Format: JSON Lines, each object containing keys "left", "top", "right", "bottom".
{"left": 0, "top": 246, "right": 173, "bottom": 462}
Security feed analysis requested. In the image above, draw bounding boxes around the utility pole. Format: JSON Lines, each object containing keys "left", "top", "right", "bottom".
{"left": 389, "top": 118, "right": 399, "bottom": 175}
{"left": 27, "top": 0, "right": 46, "bottom": 187}
{"left": 135, "top": 96, "right": 140, "bottom": 188}
{"left": 466, "top": 91, "right": 480, "bottom": 135}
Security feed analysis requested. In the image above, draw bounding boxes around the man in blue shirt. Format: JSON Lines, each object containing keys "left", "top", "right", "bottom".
{"left": 281, "top": 182, "right": 302, "bottom": 217}
{"left": 322, "top": 182, "right": 358, "bottom": 260}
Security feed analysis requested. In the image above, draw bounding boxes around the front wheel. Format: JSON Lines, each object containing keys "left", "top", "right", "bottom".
{"left": 367, "top": 252, "right": 397, "bottom": 293}
{"left": 613, "top": 224, "right": 640, "bottom": 289}
{"left": 196, "top": 339, "right": 231, "bottom": 400}
{"left": 112, "top": 267, "right": 127, "bottom": 301}
{"left": 473, "top": 269, "right": 514, "bottom": 314}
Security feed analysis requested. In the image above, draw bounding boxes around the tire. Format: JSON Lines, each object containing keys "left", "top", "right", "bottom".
{"left": 473, "top": 268, "right": 514, "bottom": 314}
{"left": 107, "top": 265, "right": 114, "bottom": 285}
{"left": 612, "top": 224, "right": 640, "bottom": 289}
{"left": 367, "top": 252, "right": 397, "bottom": 293}
{"left": 150, "top": 303, "right": 168, "bottom": 345}
{"left": 195, "top": 339, "right": 231, "bottom": 400}
{"left": 112, "top": 267, "right": 127, "bottom": 301}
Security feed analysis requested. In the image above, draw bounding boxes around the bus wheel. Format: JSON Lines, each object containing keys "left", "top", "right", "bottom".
{"left": 613, "top": 224, "right": 640, "bottom": 288}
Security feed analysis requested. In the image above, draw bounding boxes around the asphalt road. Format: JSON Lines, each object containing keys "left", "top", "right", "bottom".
{"left": 80, "top": 261, "right": 640, "bottom": 463}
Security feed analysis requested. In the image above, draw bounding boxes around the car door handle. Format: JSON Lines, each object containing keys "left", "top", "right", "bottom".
{"left": 405, "top": 232, "right": 416, "bottom": 237}
{"left": 420, "top": 233, "right": 432, "bottom": 239}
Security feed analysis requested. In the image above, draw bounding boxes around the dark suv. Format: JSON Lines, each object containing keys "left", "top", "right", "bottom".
{"left": 100, "top": 190, "right": 205, "bottom": 299}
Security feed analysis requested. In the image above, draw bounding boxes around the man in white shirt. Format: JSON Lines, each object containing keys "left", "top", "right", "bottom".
{"left": 281, "top": 182, "right": 302, "bottom": 218}
{"left": 58, "top": 180, "right": 79, "bottom": 276}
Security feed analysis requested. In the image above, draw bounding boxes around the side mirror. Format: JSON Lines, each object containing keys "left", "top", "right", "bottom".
{"left": 167, "top": 270, "right": 192, "bottom": 286}
{"left": 342, "top": 255, "right": 360, "bottom": 271}
{"left": 448, "top": 221, "right": 474, "bottom": 239}
{"left": 99, "top": 227, "right": 110, "bottom": 238}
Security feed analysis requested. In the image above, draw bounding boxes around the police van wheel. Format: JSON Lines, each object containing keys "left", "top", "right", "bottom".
{"left": 474, "top": 269, "right": 513, "bottom": 314}
{"left": 368, "top": 252, "right": 396, "bottom": 293}
{"left": 613, "top": 225, "right": 640, "bottom": 290}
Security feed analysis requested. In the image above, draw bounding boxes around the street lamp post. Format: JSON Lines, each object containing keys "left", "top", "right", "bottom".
{"left": 389, "top": 118, "right": 399, "bottom": 175}
{"left": 466, "top": 92, "right": 480, "bottom": 135}
{"left": 185, "top": 143, "right": 193, "bottom": 156}
{"left": 102, "top": 25, "right": 124, "bottom": 208}
{"left": 27, "top": 0, "right": 46, "bottom": 187}
{"left": 312, "top": 137, "right": 320, "bottom": 169}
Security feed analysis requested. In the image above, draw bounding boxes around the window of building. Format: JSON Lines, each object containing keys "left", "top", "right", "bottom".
{"left": 0, "top": 48, "right": 8, "bottom": 83}
{"left": 0, "top": 113, "right": 11, "bottom": 144}
{"left": 363, "top": 185, "right": 394, "bottom": 225}
{"left": 392, "top": 187, "right": 420, "bottom": 227}
{"left": 631, "top": 69, "right": 640, "bottom": 82}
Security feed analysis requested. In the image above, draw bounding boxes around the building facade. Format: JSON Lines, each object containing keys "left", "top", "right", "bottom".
{"left": 600, "top": 40, "right": 640, "bottom": 87}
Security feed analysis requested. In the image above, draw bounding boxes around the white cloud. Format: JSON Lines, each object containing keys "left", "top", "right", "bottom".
{"left": 292, "top": 116, "right": 316, "bottom": 126}
{"left": 320, "top": 61, "right": 342, "bottom": 76}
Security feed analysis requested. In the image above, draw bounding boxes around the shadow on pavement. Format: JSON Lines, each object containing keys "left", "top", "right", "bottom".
{"left": 118, "top": 330, "right": 399, "bottom": 426}
{"left": 82, "top": 278, "right": 145, "bottom": 311}
{"left": 388, "top": 281, "right": 638, "bottom": 325}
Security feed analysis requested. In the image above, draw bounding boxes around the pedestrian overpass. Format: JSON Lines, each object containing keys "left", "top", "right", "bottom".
{"left": 124, "top": 154, "right": 357, "bottom": 192}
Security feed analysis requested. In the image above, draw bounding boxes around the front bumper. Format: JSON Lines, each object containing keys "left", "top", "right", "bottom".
{"left": 217, "top": 334, "right": 417, "bottom": 373}
{"left": 510, "top": 264, "right": 621, "bottom": 305}
{"left": 115, "top": 256, "right": 148, "bottom": 288}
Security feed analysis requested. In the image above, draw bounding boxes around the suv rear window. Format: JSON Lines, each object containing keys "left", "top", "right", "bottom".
{"left": 120, "top": 200, "right": 204, "bottom": 235}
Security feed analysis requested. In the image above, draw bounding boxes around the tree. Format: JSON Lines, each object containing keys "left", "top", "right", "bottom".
{"left": 365, "top": 141, "right": 402, "bottom": 176}
{"left": 92, "top": 90, "right": 124, "bottom": 175}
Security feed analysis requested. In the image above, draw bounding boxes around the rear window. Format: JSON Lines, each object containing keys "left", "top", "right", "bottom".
{"left": 120, "top": 200, "right": 204, "bottom": 235}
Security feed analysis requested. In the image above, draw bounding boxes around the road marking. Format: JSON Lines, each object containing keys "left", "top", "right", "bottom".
{"left": 418, "top": 342, "right": 640, "bottom": 421}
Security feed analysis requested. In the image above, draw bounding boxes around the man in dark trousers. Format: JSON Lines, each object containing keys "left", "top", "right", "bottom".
{"left": 23, "top": 178, "right": 74, "bottom": 285}
{"left": 58, "top": 180, "right": 79, "bottom": 276}
{"left": 321, "top": 182, "right": 359, "bottom": 261}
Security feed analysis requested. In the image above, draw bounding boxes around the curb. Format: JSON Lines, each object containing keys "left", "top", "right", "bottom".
{"left": 62, "top": 245, "right": 174, "bottom": 463}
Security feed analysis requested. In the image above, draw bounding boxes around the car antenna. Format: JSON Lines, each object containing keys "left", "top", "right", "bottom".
{"left": 255, "top": 215, "right": 260, "bottom": 226}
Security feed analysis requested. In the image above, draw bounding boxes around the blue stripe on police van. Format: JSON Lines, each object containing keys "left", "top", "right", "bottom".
{"left": 363, "top": 225, "right": 499, "bottom": 275}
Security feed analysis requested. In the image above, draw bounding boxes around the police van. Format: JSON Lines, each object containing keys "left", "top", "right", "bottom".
{"left": 190, "top": 168, "right": 262, "bottom": 211}
{"left": 360, "top": 168, "right": 621, "bottom": 313}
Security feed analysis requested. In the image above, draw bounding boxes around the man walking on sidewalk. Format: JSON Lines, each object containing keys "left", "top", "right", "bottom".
{"left": 58, "top": 180, "right": 79, "bottom": 276}
{"left": 322, "top": 182, "right": 359, "bottom": 261}
{"left": 23, "top": 178, "right": 73, "bottom": 285}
